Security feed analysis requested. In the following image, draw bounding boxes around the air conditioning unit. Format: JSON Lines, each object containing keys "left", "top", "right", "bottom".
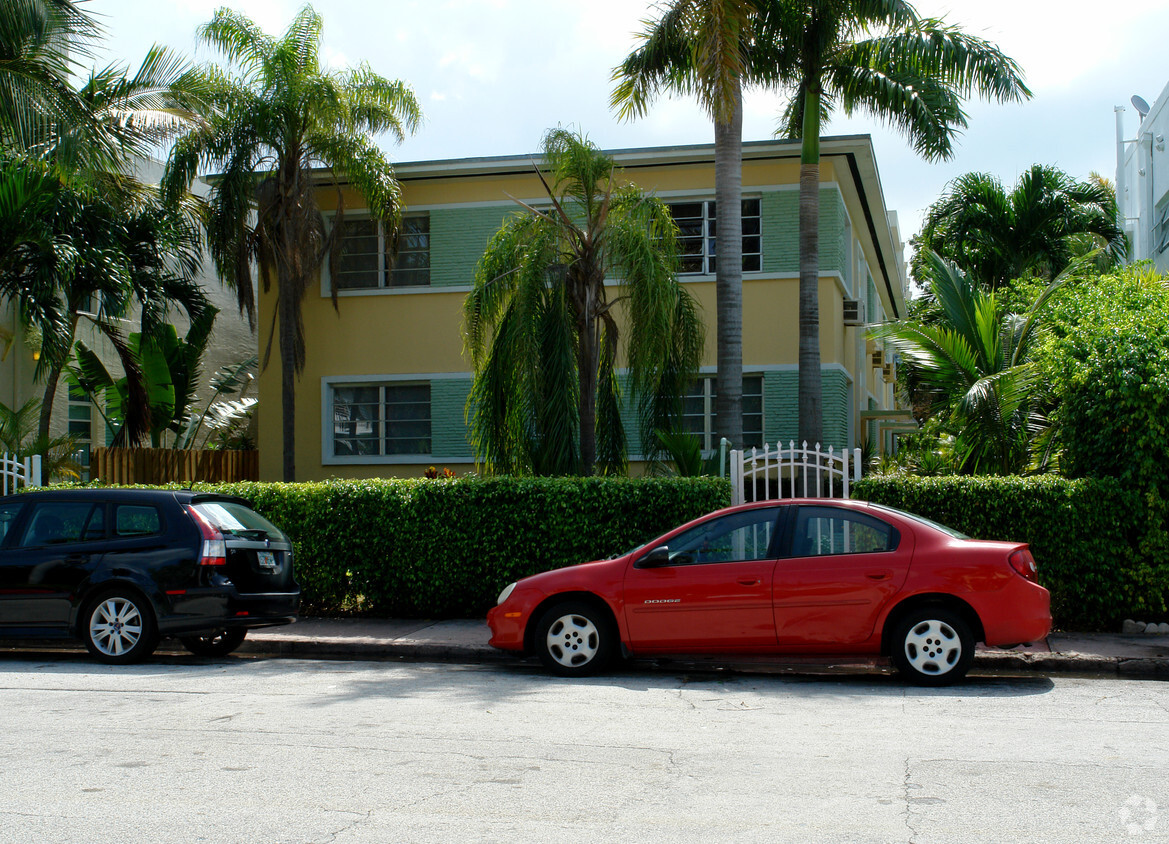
{"left": 870, "top": 351, "right": 884, "bottom": 368}
{"left": 842, "top": 298, "right": 866, "bottom": 326}
{"left": 882, "top": 362, "right": 896, "bottom": 382}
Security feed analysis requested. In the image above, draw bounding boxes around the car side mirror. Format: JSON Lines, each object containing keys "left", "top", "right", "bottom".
{"left": 635, "top": 545, "right": 670, "bottom": 568}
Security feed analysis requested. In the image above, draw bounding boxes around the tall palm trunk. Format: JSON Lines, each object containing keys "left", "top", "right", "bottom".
{"left": 797, "top": 84, "right": 823, "bottom": 450}
{"left": 714, "top": 87, "right": 744, "bottom": 449}
{"left": 576, "top": 270, "right": 600, "bottom": 476}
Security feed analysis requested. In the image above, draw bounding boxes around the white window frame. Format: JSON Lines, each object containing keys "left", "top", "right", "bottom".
{"left": 683, "top": 374, "right": 764, "bottom": 451}
{"left": 668, "top": 198, "right": 762, "bottom": 276}
{"left": 324, "top": 377, "right": 433, "bottom": 464}
{"left": 326, "top": 210, "right": 431, "bottom": 293}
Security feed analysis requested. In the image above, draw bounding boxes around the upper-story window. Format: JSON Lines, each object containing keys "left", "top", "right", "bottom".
{"left": 1156, "top": 201, "right": 1169, "bottom": 254}
{"left": 333, "top": 213, "right": 430, "bottom": 290}
{"left": 668, "top": 199, "right": 761, "bottom": 275}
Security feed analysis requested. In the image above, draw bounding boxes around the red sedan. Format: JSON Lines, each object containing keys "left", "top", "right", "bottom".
{"left": 487, "top": 498, "right": 1051, "bottom": 685}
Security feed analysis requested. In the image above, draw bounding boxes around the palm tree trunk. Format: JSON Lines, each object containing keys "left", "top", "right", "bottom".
{"left": 279, "top": 279, "right": 297, "bottom": 483}
{"left": 798, "top": 85, "right": 823, "bottom": 451}
{"left": 714, "top": 86, "right": 744, "bottom": 449}
{"left": 577, "top": 282, "right": 599, "bottom": 476}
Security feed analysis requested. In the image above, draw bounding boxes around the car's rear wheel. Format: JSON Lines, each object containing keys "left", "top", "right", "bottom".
{"left": 180, "top": 628, "right": 248, "bottom": 657}
{"left": 533, "top": 600, "right": 616, "bottom": 677}
{"left": 891, "top": 607, "right": 974, "bottom": 686}
{"left": 82, "top": 589, "right": 159, "bottom": 665}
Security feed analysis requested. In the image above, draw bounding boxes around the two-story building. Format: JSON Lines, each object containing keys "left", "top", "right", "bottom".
{"left": 258, "top": 134, "right": 908, "bottom": 481}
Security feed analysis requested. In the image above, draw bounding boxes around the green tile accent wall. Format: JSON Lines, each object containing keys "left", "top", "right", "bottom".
{"left": 430, "top": 378, "right": 474, "bottom": 457}
{"left": 760, "top": 187, "right": 849, "bottom": 275}
{"left": 762, "top": 368, "right": 850, "bottom": 451}
{"left": 430, "top": 206, "right": 516, "bottom": 288}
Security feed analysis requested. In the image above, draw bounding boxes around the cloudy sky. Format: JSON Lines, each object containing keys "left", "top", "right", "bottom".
{"left": 88, "top": 0, "right": 1169, "bottom": 245}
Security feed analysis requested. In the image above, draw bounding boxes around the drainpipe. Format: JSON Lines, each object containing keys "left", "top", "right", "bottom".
{"left": 1115, "top": 106, "right": 1129, "bottom": 258}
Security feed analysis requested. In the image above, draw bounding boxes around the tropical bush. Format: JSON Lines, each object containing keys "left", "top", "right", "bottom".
{"left": 854, "top": 474, "right": 1165, "bottom": 630}
{"left": 183, "top": 476, "right": 731, "bottom": 617}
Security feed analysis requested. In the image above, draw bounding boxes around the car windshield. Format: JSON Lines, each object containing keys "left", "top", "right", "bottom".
{"left": 193, "top": 500, "right": 284, "bottom": 540}
{"left": 869, "top": 503, "right": 970, "bottom": 540}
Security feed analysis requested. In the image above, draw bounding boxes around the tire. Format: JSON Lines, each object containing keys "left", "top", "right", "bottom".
{"left": 180, "top": 628, "right": 248, "bottom": 657}
{"left": 81, "top": 589, "right": 159, "bottom": 665}
{"left": 891, "top": 607, "right": 975, "bottom": 686}
{"left": 533, "top": 600, "right": 616, "bottom": 677}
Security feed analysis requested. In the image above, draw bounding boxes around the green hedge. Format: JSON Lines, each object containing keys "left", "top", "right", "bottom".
{"left": 853, "top": 474, "right": 1167, "bottom": 630}
{"left": 191, "top": 476, "right": 730, "bottom": 617}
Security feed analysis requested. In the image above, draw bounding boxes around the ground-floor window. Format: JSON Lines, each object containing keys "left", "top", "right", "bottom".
{"left": 331, "top": 382, "right": 431, "bottom": 457}
{"left": 682, "top": 375, "right": 763, "bottom": 450}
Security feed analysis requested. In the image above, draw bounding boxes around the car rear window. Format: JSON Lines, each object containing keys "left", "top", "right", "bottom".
{"left": 869, "top": 503, "right": 970, "bottom": 540}
{"left": 192, "top": 500, "right": 284, "bottom": 540}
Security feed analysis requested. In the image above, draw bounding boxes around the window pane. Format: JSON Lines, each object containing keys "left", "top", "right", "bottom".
{"left": 385, "top": 383, "right": 431, "bottom": 455}
{"left": 389, "top": 215, "right": 430, "bottom": 287}
{"left": 666, "top": 507, "right": 780, "bottom": 564}
{"left": 115, "top": 505, "right": 161, "bottom": 537}
{"left": 791, "top": 507, "right": 896, "bottom": 556}
{"left": 0, "top": 503, "right": 23, "bottom": 543}
{"left": 334, "top": 217, "right": 381, "bottom": 289}
{"left": 19, "top": 503, "right": 94, "bottom": 546}
{"left": 333, "top": 386, "right": 381, "bottom": 455}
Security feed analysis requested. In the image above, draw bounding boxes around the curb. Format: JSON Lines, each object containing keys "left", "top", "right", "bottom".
{"left": 234, "top": 635, "right": 1169, "bottom": 678}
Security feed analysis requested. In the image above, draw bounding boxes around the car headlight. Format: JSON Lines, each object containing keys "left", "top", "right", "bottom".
{"left": 496, "top": 582, "right": 517, "bottom": 605}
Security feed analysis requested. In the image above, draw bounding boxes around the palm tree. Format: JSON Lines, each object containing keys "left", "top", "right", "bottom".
{"left": 869, "top": 251, "right": 1072, "bottom": 474}
{"left": 764, "top": 0, "right": 1031, "bottom": 452}
{"left": 0, "top": 168, "right": 211, "bottom": 446}
{"left": 162, "top": 6, "right": 422, "bottom": 481}
{"left": 913, "top": 165, "right": 1126, "bottom": 290}
{"left": 463, "top": 129, "right": 705, "bottom": 476}
{"left": 0, "top": 0, "right": 97, "bottom": 155}
{"left": 612, "top": 1, "right": 773, "bottom": 450}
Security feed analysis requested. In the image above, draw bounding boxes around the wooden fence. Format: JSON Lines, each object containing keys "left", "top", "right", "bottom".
{"left": 91, "top": 448, "right": 259, "bottom": 485}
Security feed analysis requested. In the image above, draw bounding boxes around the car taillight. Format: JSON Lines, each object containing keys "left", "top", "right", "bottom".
{"left": 1009, "top": 548, "right": 1038, "bottom": 583}
{"left": 186, "top": 506, "right": 227, "bottom": 566}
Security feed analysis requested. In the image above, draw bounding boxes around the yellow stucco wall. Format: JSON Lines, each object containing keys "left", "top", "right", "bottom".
{"left": 258, "top": 152, "right": 897, "bottom": 481}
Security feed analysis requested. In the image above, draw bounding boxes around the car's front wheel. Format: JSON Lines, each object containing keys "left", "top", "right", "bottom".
{"left": 180, "top": 628, "right": 248, "bottom": 657}
{"left": 890, "top": 607, "right": 975, "bottom": 686}
{"left": 533, "top": 600, "right": 616, "bottom": 677}
{"left": 82, "top": 589, "right": 159, "bottom": 664}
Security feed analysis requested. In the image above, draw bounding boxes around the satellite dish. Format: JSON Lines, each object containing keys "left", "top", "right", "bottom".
{"left": 1132, "top": 95, "right": 1151, "bottom": 119}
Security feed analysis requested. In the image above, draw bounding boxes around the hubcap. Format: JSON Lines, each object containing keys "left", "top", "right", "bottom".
{"left": 904, "top": 619, "right": 961, "bottom": 676}
{"left": 545, "top": 613, "right": 600, "bottom": 668}
{"left": 90, "top": 597, "right": 143, "bottom": 657}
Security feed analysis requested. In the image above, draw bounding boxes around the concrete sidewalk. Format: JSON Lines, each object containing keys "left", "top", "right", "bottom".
{"left": 238, "top": 617, "right": 1169, "bottom": 678}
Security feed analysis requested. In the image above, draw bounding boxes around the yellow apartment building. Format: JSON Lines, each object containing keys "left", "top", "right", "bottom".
{"left": 259, "top": 135, "right": 908, "bottom": 481}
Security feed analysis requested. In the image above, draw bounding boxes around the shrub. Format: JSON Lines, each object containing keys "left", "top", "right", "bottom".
{"left": 853, "top": 474, "right": 1165, "bottom": 630}
{"left": 194, "top": 475, "right": 730, "bottom": 617}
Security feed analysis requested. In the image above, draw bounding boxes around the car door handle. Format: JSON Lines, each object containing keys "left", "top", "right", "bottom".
{"left": 65, "top": 553, "right": 89, "bottom": 564}
{"left": 865, "top": 571, "right": 892, "bottom": 581}
{"left": 737, "top": 577, "right": 762, "bottom": 586}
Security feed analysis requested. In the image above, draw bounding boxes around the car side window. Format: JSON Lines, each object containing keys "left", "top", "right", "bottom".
{"left": 665, "top": 508, "right": 780, "bottom": 565}
{"left": 18, "top": 502, "right": 98, "bottom": 547}
{"left": 0, "top": 502, "right": 23, "bottom": 544}
{"left": 789, "top": 506, "right": 898, "bottom": 557}
{"left": 114, "top": 505, "right": 162, "bottom": 537}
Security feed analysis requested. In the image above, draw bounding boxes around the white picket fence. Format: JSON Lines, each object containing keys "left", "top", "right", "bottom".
{"left": 730, "top": 441, "right": 861, "bottom": 505}
{"left": 0, "top": 453, "right": 42, "bottom": 495}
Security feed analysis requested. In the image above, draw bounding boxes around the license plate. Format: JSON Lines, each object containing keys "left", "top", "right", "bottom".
{"left": 257, "top": 550, "right": 277, "bottom": 570}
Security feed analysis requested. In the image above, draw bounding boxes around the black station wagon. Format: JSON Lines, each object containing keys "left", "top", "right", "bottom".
{"left": 0, "top": 488, "right": 299, "bottom": 663}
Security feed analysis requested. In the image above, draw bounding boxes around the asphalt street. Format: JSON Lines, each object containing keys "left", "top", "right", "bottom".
{"left": 1, "top": 656, "right": 1166, "bottom": 843}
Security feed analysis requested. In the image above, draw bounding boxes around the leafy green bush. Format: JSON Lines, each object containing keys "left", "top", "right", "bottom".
{"left": 194, "top": 476, "right": 730, "bottom": 617}
{"left": 853, "top": 474, "right": 1165, "bottom": 630}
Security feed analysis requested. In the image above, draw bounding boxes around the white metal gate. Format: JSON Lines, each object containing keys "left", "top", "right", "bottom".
{"left": 0, "top": 453, "right": 42, "bottom": 495}
{"left": 730, "top": 441, "right": 860, "bottom": 505}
